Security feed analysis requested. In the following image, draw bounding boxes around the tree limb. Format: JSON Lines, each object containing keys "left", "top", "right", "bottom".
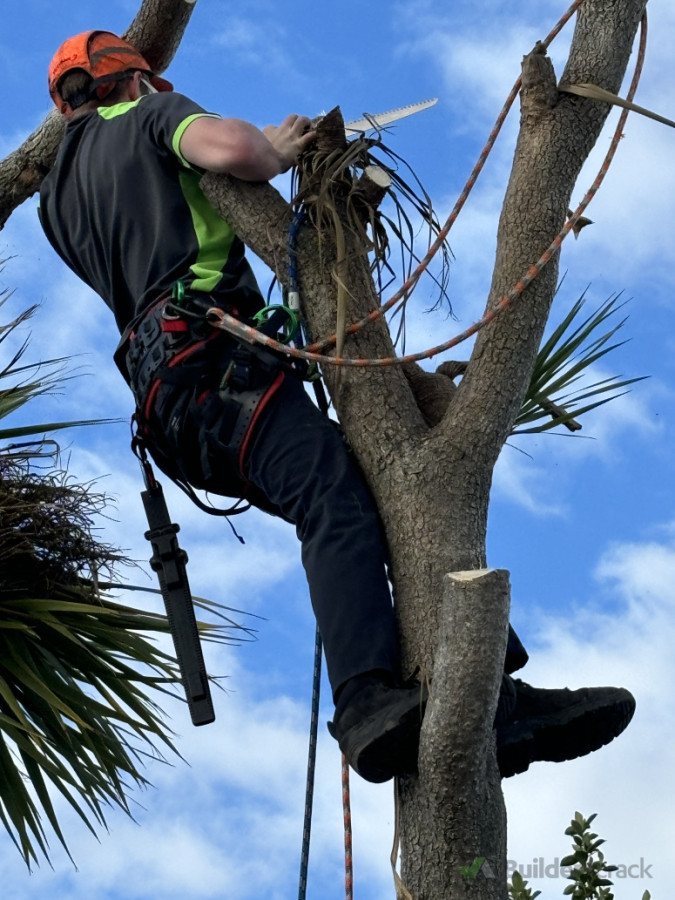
{"left": 0, "top": 0, "right": 199, "bottom": 231}
{"left": 401, "top": 568, "right": 510, "bottom": 898}
{"left": 441, "top": 0, "right": 647, "bottom": 466}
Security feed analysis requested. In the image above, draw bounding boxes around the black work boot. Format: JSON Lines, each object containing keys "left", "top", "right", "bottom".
{"left": 328, "top": 677, "right": 427, "bottom": 783}
{"left": 497, "top": 679, "right": 636, "bottom": 778}
{"left": 329, "top": 673, "right": 517, "bottom": 783}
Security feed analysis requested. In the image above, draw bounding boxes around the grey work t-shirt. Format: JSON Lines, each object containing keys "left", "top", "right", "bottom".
{"left": 40, "top": 91, "right": 263, "bottom": 335}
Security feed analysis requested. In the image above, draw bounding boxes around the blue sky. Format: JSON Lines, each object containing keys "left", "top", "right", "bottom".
{"left": 1, "top": 0, "right": 674, "bottom": 898}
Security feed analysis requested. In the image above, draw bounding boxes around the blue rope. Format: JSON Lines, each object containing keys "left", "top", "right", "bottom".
{"left": 298, "top": 627, "right": 323, "bottom": 900}
{"left": 292, "top": 203, "right": 325, "bottom": 900}
{"left": 287, "top": 208, "right": 306, "bottom": 322}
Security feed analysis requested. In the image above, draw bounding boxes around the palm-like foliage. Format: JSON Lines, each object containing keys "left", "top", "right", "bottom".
{"left": 0, "top": 302, "right": 251, "bottom": 867}
{"left": 0, "top": 297, "right": 110, "bottom": 441}
{"left": 514, "top": 292, "right": 646, "bottom": 434}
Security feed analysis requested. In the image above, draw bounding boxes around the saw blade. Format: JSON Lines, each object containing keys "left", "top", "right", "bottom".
{"left": 344, "top": 98, "right": 438, "bottom": 134}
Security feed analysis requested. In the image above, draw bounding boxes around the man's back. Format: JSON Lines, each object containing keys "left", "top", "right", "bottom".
{"left": 40, "top": 91, "right": 261, "bottom": 334}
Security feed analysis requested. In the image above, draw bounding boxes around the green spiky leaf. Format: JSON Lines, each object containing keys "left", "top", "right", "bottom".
{"left": 512, "top": 293, "right": 646, "bottom": 435}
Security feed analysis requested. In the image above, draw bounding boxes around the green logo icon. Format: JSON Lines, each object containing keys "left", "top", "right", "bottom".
{"left": 460, "top": 857, "right": 485, "bottom": 879}
{"left": 460, "top": 857, "right": 495, "bottom": 879}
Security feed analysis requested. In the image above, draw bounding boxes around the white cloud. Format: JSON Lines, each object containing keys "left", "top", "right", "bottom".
{"left": 394, "top": 0, "right": 572, "bottom": 129}
{"left": 493, "top": 443, "right": 567, "bottom": 517}
{"left": 211, "top": 16, "right": 298, "bottom": 81}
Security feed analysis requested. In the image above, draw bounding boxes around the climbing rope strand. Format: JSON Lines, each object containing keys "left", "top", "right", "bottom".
{"left": 342, "top": 754, "right": 354, "bottom": 900}
{"left": 541, "top": 0, "right": 586, "bottom": 48}
{"left": 298, "top": 628, "right": 323, "bottom": 900}
{"left": 209, "top": 9, "right": 647, "bottom": 367}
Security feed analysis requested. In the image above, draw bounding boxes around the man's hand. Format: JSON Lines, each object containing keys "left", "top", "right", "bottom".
{"left": 263, "top": 114, "right": 315, "bottom": 173}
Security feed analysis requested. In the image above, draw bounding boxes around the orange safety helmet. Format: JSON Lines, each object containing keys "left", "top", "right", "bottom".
{"left": 49, "top": 30, "right": 173, "bottom": 113}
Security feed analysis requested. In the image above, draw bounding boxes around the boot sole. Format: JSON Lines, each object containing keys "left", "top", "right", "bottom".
{"left": 497, "top": 689, "right": 635, "bottom": 778}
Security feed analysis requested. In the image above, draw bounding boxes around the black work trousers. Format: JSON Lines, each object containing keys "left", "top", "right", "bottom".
{"left": 144, "top": 351, "right": 402, "bottom": 697}
{"left": 246, "top": 375, "right": 402, "bottom": 694}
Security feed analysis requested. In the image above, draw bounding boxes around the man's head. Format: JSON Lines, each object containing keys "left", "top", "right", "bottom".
{"left": 49, "top": 30, "right": 173, "bottom": 116}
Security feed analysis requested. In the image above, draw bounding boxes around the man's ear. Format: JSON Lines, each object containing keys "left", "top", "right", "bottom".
{"left": 127, "top": 70, "right": 144, "bottom": 101}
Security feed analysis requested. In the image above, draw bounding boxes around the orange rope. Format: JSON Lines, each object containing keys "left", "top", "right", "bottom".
{"left": 209, "top": 5, "right": 648, "bottom": 369}
{"left": 342, "top": 754, "right": 353, "bottom": 900}
{"left": 302, "top": 0, "right": 588, "bottom": 354}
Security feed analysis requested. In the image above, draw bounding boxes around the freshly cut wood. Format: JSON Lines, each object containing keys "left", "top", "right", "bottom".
{"left": 356, "top": 165, "right": 391, "bottom": 209}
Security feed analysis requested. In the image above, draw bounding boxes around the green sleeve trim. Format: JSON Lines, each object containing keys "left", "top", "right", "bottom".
{"left": 172, "top": 113, "right": 221, "bottom": 168}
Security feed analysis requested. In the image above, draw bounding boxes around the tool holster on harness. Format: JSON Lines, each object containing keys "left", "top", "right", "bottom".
{"left": 196, "top": 341, "right": 284, "bottom": 476}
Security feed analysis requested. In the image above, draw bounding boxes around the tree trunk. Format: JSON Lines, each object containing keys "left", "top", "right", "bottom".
{"left": 202, "top": 3, "right": 647, "bottom": 895}
{"left": 402, "top": 569, "right": 510, "bottom": 898}
{"left": 0, "top": 0, "right": 648, "bottom": 895}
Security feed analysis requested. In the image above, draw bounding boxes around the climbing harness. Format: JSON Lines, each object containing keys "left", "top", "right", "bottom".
{"left": 121, "top": 292, "right": 309, "bottom": 516}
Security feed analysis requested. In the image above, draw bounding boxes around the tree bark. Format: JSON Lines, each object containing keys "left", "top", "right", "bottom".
{"left": 402, "top": 569, "right": 510, "bottom": 899}
{"left": 0, "top": 0, "right": 648, "bottom": 896}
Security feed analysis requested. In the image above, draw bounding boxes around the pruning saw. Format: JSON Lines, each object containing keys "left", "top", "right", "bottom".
{"left": 336, "top": 98, "right": 438, "bottom": 135}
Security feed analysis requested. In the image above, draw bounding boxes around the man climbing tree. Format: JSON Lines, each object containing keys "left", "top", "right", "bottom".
{"left": 39, "top": 25, "right": 633, "bottom": 781}
{"left": 0, "top": 0, "right": 650, "bottom": 895}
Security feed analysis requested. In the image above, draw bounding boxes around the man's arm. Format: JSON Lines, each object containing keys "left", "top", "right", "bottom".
{"left": 179, "top": 113, "right": 315, "bottom": 181}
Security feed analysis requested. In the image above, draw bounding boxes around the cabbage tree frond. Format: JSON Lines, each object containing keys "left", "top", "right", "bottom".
{"left": 0, "top": 304, "right": 249, "bottom": 866}
{"left": 513, "top": 293, "right": 647, "bottom": 435}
